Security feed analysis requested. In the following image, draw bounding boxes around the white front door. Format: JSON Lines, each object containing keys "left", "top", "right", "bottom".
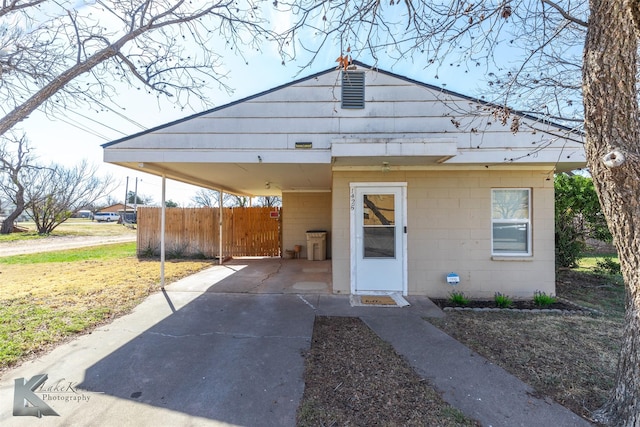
{"left": 350, "top": 183, "right": 407, "bottom": 295}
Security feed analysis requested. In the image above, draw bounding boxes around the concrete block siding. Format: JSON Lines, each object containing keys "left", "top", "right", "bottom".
{"left": 331, "top": 169, "right": 555, "bottom": 298}
{"left": 282, "top": 192, "right": 332, "bottom": 260}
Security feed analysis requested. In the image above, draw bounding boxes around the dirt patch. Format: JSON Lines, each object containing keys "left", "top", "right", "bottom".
{"left": 431, "top": 298, "right": 579, "bottom": 311}
{"left": 298, "top": 316, "right": 478, "bottom": 426}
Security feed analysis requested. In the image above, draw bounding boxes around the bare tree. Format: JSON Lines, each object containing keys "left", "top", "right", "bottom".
{"left": 280, "top": 0, "right": 587, "bottom": 124}
{"left": 191, "top": 188, "right": 221, "bottom": 207}
{"left": 0, "top": 1, "right": 285, "bottom": 138}
{"left": 0, "top": 133, "right": 38, "bottom": 234}
{"left": 225, "top": 195, "right": 250, "bottom": 207}
{"left": 279, "top": 0, "right": 638, "bottom": 423}
{"left": 255, "top": 196, "right": 282, "bottom": 207}
{"left": 26, "top": 160, "right": 116, "bottom": 234}
{"left": 191, "top": 189, "right": 259, "bottom": 208}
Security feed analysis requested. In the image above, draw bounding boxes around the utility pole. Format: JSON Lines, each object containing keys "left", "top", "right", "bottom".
{"left": 123, "top": 176, "right": 129, "bottom": 216}
{"left": 133, "top": 177, "right": 139, "bottom": 209}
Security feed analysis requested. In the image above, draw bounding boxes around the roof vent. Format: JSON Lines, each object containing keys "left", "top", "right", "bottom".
{"left": 341, "top": 71, "right": 365, "bottom": 109}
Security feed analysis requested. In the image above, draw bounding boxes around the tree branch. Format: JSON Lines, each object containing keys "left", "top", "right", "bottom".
{"left": 0, "top": 0, "right": 46, "bottom": 19}
{"left": 540, "top": 0, "right": 588, "bottom": 27}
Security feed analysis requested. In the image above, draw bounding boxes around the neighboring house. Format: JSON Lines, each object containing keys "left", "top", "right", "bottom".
{"left": 99, "top": 203, "right": 128, "bottom": 213}
{"left": 103, "top": 62, "right": 585, "bottom": 299}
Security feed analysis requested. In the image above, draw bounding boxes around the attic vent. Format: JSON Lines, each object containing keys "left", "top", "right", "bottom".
{"left": 341, "top": 71, "right": 365, "bottom": 109}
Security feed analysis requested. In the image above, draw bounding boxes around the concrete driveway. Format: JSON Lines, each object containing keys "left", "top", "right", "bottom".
{"left": 0, "top": 259, "right": 590, "bottom": 427}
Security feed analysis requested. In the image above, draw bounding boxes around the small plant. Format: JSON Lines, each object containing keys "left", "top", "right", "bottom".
{"left": 533, "top": 291, "right": 557, "bottom": 307}
{"left": 166, "top": 243, "right": 189, "bottom": 259}
{"left": 139, "top": 244, "right": 156, "bottom": 258}
{"left": 494, "top": 292, "right": 513, "bottom": 308}
{"left": 594, "top": 257, "right": 621, "bottom": 276}
{"left": 449, "top": 291, "right": 469, "bottom": 306}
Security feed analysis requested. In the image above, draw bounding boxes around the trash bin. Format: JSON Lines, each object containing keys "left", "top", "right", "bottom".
{"left": 306, "top": 230, "right": 327, "bottom": 261}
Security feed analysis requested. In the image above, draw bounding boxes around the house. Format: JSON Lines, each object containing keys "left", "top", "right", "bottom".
{"left": 99, "top": 203, "right": 128, "bottom": 213}
{"left": 103, "top": 62, "right": 585, "bottom": 299}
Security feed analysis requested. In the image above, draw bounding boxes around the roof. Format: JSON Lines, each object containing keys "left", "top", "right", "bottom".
{"left": 103, "top": 61, "right": 585, "bottom": 196}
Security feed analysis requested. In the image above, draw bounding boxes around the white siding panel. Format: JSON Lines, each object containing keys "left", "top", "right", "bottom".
{"left": 215, "top": 100, "right": 442, "bottom": 118}
{"left": 201, "top": 100, "right": 485, "bottom": 121}
{"left": 252, "top": 81, "right": 445, "bottom": 103}
{"left": 256, "top": 86, "right": 339, "bottom": 103}
{"left": 449, "top": 148, "right": 586, "bottom": 164}
{"left": 466, "top": 132, "right": 573, "bottom": 149}
{"left": 365, "top": 85, "right": 449, "bottom": 102}
{"left": 109, "top": 133, "right": 339, "bottom": 150}
{"left": 206, "top": 101, "right": 341, "bottom": 118}
{"left": 158, "top": 117, "right": 341, "bottom": 135}
{"left": 336, "top": 116, "right": 465, "bottom": 134}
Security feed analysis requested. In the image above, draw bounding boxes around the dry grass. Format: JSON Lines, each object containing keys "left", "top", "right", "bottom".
{"left": 1, "top": 257, "right": 209, "bottom": 308}
{"left": 47, "top": 219, "right": 136, "bottom": 236}
{"left": 0, "top": 242, "right": 214, "bottom": 372}
{"left": 431, "top": 313, "right": 620, "bottom": 421}
{"left": 430, "top": 269, "right": 624, "bottom": 423}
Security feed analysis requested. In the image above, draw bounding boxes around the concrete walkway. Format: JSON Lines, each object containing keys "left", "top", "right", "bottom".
{"left": 0, "top": 263, "right": 591, "bottom": 426}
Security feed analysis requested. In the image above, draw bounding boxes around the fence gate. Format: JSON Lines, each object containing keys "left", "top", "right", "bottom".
{"left": 137, "top": 207, "right": 282, "bottom": 258}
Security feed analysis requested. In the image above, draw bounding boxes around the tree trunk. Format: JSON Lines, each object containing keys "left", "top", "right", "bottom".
{"left": 0, "top": 180, "right": 25, "bottom": 235}
{"left": 0, "top": 208, "right": 22, "bottom": 234}
{"left": 583, "top": 0, "right": 640, "bottom": 424}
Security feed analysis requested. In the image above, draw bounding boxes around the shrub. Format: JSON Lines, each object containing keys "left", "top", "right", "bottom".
{"left": 449, "top": 291, "right": 469, "bottom": 306}
{"left": 554, "top": 173, "right": 612, "bottom": 269}
{"left": 533, "top": 291, "right": 557, "bottom": 307}
{"left": 494, "top": 292, "right": 513, "bottom": 308}
{"left": 555, "top": 224, "right": 585, "bottom": 269}
{"left": 139, "top": 243, "right": 157, "bottom": 258}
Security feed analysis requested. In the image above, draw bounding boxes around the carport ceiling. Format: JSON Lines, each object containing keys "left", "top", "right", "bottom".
{"left": 113, "top": 162, "right": 332, "bottom": 196}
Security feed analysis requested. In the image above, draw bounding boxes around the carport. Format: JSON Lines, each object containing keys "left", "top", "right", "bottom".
{"left": 177, "top": 257, "right": 333, "bottom": 294}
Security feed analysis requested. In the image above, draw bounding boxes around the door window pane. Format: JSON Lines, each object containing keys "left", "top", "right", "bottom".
{"left": 363, "top": 194, "right": 395, "bottom": 225}
{"left": 363, "top": 194, "right": 396, "bottom": 258}
{"left": 364, "top": 227, "right": 395, "bottom": 258}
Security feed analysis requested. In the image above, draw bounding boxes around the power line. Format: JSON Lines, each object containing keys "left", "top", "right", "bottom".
{"left": 49, "top": 113, "right": 112, "bottom": 141}
{"left": 63, "top": 108, "right": 130, "bottom": 137}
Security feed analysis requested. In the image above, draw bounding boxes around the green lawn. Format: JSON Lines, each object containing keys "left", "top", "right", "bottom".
{"left": 0, "top": 242, "right": 136, "bottom": 264}
{"left": 576, "top": 253, "right": 619, "bottom": 271}
{"left": 0, "top": 219, "right": 135, "bottom": 242}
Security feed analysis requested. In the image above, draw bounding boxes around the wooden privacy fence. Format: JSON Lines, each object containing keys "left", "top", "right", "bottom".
{"left": 137, "top": 207, "right": 281, "bottom": 258}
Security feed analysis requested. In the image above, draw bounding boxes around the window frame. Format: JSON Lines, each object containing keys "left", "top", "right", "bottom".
{"left": 490, "top": 188, "right": 532, "bottom": 257}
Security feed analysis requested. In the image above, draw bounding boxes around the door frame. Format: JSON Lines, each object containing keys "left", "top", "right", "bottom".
{"left": 349, "top": 182, "right": 408, "bottom": 296}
